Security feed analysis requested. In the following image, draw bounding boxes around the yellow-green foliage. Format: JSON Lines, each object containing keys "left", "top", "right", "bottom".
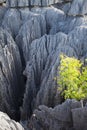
{"left": 57, "top": 54, "right": 87, "bottom": 101}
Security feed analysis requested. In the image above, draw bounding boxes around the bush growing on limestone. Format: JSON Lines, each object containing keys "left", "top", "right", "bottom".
{"left": 56, "top": 54, "right": 87, "bottom": 107}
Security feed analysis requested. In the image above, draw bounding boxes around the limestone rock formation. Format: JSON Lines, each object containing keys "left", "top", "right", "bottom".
{"left": 0, "top": 0, "right": 87, "bottom": 130}
{"left": 2, "top": 9, "right": 22, "bottom": 38}
{"left": 28, "top": 99, "right": 81, "bottom": 130}
{"left": 21, "top": 25, "right": 87, "bottom": 121}
{"left": 0, "top": 7, "right": 7, "bottom": 25}
{"left": 72, "top": 107, "right": 87, "bottom": 130}
{"left": 0, "top": 111, "right": 24, "bottom": 130}
{"left": 31, "top": 6, "right": 87, "bottom": 34}
{"left": 0, "top": 28, "right": 24, "bottom": 120}
{"left": 68, "top": 0, "right": 87, "bottom": 16}
{"left": 6, "top": 0, "right": 63, "bottom": 7}
{"left": 16, "top": 11, "right": 46, "bottom": 64}
{"left": 20, "top": 32, "right": 74, "bottom": 120}
{"left": 53, "top": 0, "right": 87, "bottom": 16}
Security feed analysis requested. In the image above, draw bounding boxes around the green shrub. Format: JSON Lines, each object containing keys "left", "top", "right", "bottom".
{"left": 56, "top": 54, "right": 87, "bottom": 105}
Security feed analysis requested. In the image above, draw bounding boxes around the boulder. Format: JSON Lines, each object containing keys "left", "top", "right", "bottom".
{"left": 0, "top": 111, "right": 24, "bottom": 130}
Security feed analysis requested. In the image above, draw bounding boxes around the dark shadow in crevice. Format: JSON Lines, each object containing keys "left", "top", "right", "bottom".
{"left": 0, "top": 1, "right": 6, "bottom": 7}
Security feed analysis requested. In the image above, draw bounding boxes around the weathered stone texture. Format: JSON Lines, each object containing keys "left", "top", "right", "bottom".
{"left": 72, "top": 107, "right": 87, "bottom": 130}
{"left": 6, "top": 0, "right": 63, "bottom": 7}
{"left": 28, "top": 100, "right": 81, "bottom": 130}
{"left": 0, "top": 0, "right": 87, "bottom": 130}
{"left": 0, "top": 28, "right": 24, "bottom": 120}
{"left": 0, "top": 111, "right": 24, "bottom": 130}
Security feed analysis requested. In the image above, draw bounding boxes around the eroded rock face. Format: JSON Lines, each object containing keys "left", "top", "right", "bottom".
{"left": 72, "top": 107, "right": 87, "bottom": 130}
{"left": 0, "top": 111, "right": 24, "bottom": 130}
{"left": 20, "top": 32, "right": 73, "bottom": 120}
{"left": 0, "top": 0, "right": 87, "bottom": 130}
{"left": 31, "top": 6, "right": 87, "bottom": 34}
{"left": 2, "top": 9, "right": 22, "bottom": 38}
{"left": 0, "top": 28, "right": 24, "bottom": 120}
{"left": 0, "top": 7, "right": 7, "bottom": 25}
{"left": 20, "top": 25, "right": 87, "bottom": 121}
{"left": 6, "top": 0, "right": 63, "bottom": 7}
{"left": 54, "top": 0, "right": 87, "bottom": 16}
{"left": 68, "top": 0, "right": 87, "bottom": 16}
{"left": 28, "top": 99, "right": 81, "bottom": 130}
{"left": 16, "top": 11, "right": 46, "bottom": 64}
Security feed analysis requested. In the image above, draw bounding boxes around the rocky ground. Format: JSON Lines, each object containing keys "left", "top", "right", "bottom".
{"left": 0, "top": 0, "right": 87, "bottom": 130}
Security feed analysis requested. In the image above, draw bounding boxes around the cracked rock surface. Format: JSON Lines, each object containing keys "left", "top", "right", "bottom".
{"left": 0, "top": 0, "right": 87, "bottom": 130}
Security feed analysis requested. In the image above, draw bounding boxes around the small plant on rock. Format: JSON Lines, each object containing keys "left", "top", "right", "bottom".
{"left": 56, "top": 54, "right": 87, "bottom": 107}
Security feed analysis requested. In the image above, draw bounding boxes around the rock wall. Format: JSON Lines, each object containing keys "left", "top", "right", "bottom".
{"left": 0, "top": 0, "right": 87, "bottom": 130}
{"left": 0, "top": 27, "right": 24, "bottom": 120}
